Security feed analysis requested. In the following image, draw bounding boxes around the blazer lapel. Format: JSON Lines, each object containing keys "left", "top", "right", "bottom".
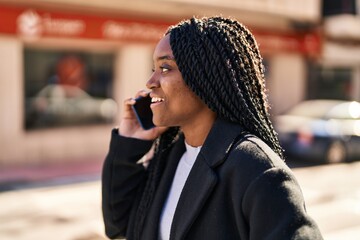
{"left": 170, "top": 118, "right": 246, "bottom": 240}
{"left": 141, "top": 137, "right": 186, "bottom": 240}
{"left": 169, "top": 154, "right": 217, "bottom": 240}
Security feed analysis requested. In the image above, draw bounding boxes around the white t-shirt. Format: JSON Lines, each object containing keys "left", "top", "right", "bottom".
{"left": 159, "top": 142, "right": 201, "bottom": 240}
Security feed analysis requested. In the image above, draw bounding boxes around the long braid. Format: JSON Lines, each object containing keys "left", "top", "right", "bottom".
{"left": 132, "top": 127, "right": 179, "bottom": 240}
{"left": 227, "top": 19, "right": 283, "bottom": 156}
{"left": 218, "top": 19, "right": 280, "bottom": 148}
{"left": 169, "top": 17, "right": 284, "bottom": 158}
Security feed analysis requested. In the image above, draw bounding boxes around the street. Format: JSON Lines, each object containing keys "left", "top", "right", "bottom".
{"left": 0, "top": 161, "right": 360, "bottom": 240}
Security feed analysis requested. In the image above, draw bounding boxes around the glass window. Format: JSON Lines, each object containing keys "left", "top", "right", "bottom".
{"left": 24, "top": 48, "right": 117, "bottom": 130}
{"left": 307, "top": 65, "right": 352, "bottom": 101}
{"left": 322, "top": 0, "right": 357, "bottom": 16}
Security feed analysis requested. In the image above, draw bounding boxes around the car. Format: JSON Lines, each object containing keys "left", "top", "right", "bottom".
{"left": 274, "top": 99, "right": 360, "bottom": 163}
{"left": 25, "top": 84, "right": 118, "bottom": 129}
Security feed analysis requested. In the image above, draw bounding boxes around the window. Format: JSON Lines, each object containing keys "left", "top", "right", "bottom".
{"left": 307, "top": 65, "right": 352, "bottom": 100}
{"left": 24, "top": 48, "right": 117, "bottom": 130}
{"left": 322, "top": 0, "right": 357, "bottom": 16}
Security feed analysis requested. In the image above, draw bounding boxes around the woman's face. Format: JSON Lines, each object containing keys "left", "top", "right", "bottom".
{"left": 146, "top": 34, "right": 213, "bottom": 129}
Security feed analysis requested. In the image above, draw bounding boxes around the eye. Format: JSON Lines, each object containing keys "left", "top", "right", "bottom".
{"left": 160, "top": 66, "right": 170, "bottom": 73}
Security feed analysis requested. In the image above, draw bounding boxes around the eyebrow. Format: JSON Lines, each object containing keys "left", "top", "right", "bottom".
{"left": 157, "top": 55, "right": 175, "bottom": 61}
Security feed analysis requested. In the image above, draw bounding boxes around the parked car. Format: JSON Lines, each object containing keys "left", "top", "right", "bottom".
{"left": 275, "top": 99, "right": 360, "bottom": 163}
{"left": 25, "top": 84, "right": 118, "bottom": 129}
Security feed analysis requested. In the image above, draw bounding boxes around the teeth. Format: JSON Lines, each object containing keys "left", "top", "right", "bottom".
{"left": 151, "top": 97, "right": 164, "bottom": 103}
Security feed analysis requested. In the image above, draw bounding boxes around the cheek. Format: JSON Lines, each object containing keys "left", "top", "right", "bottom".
{"left": 172, "top": 83, "right": 193, "bottom": 102}
{"left": 162, "top": 77, "right": 188, "bottom": 99}
{"left": 176, "top": 86, "right": 204, "bottom": 111}
{"left": 162, "top": 75, "right": 203, "bottom": 110}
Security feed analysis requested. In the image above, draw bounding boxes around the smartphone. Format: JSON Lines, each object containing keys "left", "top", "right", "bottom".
{"left": 131, "top": 95, "right": 155, "bottom": 130}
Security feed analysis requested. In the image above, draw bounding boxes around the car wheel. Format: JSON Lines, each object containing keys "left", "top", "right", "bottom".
{"left": 326, "top": 141, "right": 347, "bottom": 164}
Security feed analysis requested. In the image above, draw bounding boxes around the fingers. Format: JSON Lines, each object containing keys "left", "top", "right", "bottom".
{"left": 124, "top": 97, "right": 136, "bottom": 106}
{"left": 123, "top": 89, "right": 149, "bottom": 106}
{"left": 135, "top": 89, "right": 150, "bottom": 99}
{"left": 122, "top": 89, "right": 151, "bottom": 121}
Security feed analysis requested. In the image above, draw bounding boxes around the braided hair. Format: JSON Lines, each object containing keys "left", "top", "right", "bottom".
{"left": 168, "top": 16, "right": 283, "bottom": 157}
{"left": 133, "top": 16, "right": 283, "bottom": 239}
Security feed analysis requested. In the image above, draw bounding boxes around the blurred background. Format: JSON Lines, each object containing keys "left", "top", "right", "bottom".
{"left": 0, "top": 0, "right": 360, "bottom": 239}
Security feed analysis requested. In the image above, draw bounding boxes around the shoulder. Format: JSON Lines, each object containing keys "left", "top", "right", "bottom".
{"left": 220, "top": 133, "right": 292, "bottom": 185}
{"left": 234, "top": 134, "right": 284, "bottom": 166}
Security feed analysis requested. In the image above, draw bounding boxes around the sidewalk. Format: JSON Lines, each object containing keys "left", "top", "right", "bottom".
{"left": 0, "top": 181, "right": 107, "bottom": 240}
{"left": 0, "top": 159, "right": 104, "bottom": 191}
{"left": 0, "top": 158, "right": 107, "bottom": 240}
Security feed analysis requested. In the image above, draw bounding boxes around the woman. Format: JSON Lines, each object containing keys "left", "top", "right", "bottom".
{"left": 102, "top": 17, "right": 323, "bottom": 240}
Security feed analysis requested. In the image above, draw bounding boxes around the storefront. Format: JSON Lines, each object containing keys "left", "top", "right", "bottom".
{"left": 0, "top": 5, "right": 172, "bottom": 165}
{"left": 317, "top": 12, "right": 360, "bottom": 102}
{"left": 0, "top": 3, "right": 321, "bottom": 166}
{"left": 309, "top": 0, "right": 360, "bottom": 103}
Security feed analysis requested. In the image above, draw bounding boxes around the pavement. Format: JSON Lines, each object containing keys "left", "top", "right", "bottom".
{"left": 0, "top": 159, "right": 107, "bottom": 240}
{"left": 0, "top": 181, "right": 106, "bottom": 240}
{"left": 292, "top": 161, "right": 360, "bottom": 240}
{"left": 0, "top": 160, "right": 360, "bottom": 240}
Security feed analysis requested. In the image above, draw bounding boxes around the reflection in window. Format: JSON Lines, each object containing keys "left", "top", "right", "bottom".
{"left": 322, "top": 0, "right": 357, "bottom": 16}
{"left": 24, "top": 49, "right": 117, "bottom": 130}
{"left": 307, "top": 65, "right": 352, "bottom": 101}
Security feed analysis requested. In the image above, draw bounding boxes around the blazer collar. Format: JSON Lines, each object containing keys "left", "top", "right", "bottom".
{"left": 170, "top": 118, "right": 246, "bottom": 240}
{"left": 201, "top": 118, "right": 246, "bottom": 168}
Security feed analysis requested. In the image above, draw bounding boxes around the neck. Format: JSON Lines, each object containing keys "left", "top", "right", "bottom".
{"left": 181, "top": 112, "right": 216, "bottom": 147}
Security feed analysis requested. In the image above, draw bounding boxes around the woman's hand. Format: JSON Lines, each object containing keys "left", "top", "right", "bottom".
{"left": 118, "top": 90, "right": 167, "bottom": 140}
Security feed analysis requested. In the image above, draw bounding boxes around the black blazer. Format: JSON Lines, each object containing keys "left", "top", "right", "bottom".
{"left": 102, "top": 118, "right": 323, "bottom": 240}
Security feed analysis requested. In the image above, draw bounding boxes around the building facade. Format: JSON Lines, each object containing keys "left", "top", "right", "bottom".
{"left": 0, "top": 0, "right": 321, "bottom": 166}
{"left": 312, "top": 0, "right": 360, "bottom": 102}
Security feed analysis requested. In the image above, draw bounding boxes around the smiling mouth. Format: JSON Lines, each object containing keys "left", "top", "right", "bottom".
{"left": 151, "top": 97, "right": 165, "bottom": 103}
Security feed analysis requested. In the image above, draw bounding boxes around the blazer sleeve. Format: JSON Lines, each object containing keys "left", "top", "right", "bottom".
{"left": 242, "top": 167, "right": 323, "bottom": 240}
{"left": 102, "top": 129, "right": 153, "bottom": 239}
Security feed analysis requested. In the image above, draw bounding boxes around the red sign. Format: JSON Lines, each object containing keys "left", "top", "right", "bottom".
{"left": 0, "top": 5, "right": 172, "bottom": 42}
{"left": 0, "top": 5, "right": 321, "bottom": 55}
{"left": 254, "top": 30, "right": 322, "bottom": 57}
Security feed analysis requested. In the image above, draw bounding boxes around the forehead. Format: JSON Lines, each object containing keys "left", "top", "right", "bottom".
{"left": 153, "top": 34, "right": 173, "bottom": 59}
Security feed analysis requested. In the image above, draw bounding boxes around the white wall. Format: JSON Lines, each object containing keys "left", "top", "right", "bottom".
{"left": 114, "top": 44, "right": 154, "bottom": 122}
{"left": 0, "top": 36, "right": 24, "bottom": 164}
{"left": 267, "top": 54, "right": 306, "bottom": 115}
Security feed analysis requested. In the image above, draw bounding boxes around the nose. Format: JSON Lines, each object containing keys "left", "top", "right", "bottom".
{"left": 146, "top": 72, "right": 160, "bottom": 90}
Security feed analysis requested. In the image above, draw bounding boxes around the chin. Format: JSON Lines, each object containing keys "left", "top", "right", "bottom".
{"left": 152, "top": 119, "right": 163, "bottom": 127}
{"left": 153, "top": 120, "right": 171, "bottom": 128}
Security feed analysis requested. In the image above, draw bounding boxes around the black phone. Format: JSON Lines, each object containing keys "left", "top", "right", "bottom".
{"left": 131, "top": 95, "right": 155, "bottom": 130}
